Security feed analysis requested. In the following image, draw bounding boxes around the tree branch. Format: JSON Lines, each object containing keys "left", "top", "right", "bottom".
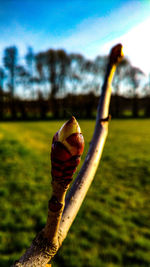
{"left": 58, "top": 44, "right": 124, "bottom": 246}
{"left": 12, "top": 44, "right": 123, "bottom": 267}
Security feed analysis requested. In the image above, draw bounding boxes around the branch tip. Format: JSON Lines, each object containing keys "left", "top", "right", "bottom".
{"left": 109, "top": 43, "right": 124, "bottom": 65}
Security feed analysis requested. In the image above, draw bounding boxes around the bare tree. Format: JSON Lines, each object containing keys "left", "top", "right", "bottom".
{"left": 143, "top": 76, "right": 150, "bottom": 117}
{"left": 25, "top": 47, "right": 35, "bottom": 98}
{"left": 0, "top": 67, "right": 5, "bottom": 119}
{"left": 3, "top": 46, "right": 18, "bottom": 118}
{"left": 112, "top": 57, "right": 130, "bottom": 117}
{"left": 3, "top": 46, "right": 18, "bottom": 97}
{"left": 13, "top": 44, "right": 123, "bottom": 267}
{"left": 0, "top": 67, "right": 5, "bottom": 90}
{"left": 125, "top": 66, "right": 145, "bottom": 117}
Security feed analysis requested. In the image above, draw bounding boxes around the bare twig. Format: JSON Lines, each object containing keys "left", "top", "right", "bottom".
{"left": 12, "top": 44, "right": 123, "bottom": 267}
{"left": 58, "top": 44, "right": 123, "bottom": 245}
{"left": 13, "top": 117, "right": 84, "bottom": 267}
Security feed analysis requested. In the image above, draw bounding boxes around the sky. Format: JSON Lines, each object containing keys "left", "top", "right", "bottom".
{"left": 0, "top": 0, "right": 150, "bottom": 76}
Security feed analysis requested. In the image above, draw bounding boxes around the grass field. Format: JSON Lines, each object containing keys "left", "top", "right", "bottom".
{"left": 0, "top": 119, "right": 150, "bottom": 267}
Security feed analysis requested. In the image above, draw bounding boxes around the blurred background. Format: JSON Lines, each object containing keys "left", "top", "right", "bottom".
{"left": 0, "top": 0, "right": 150, "bottom": 119}
{"left": 0, "top": 0, "right": 150, "bottom": 266}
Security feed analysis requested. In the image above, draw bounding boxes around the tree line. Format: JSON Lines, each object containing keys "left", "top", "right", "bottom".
{"left": 0, "top": 45, "right": 149, "bottom": 119}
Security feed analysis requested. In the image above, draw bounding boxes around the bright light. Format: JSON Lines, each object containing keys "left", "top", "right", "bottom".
{"left": 101, "top": 17, "right": 150, "bottom": 76}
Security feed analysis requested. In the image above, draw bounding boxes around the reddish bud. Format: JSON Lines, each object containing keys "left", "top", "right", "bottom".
{"left": 51, "top": 117, "right": 84, "bottom": 185}
{"left": 51, "top": 141, "right": 71, "bottom": 162}
{"left": 66, "top": 133, "right": 84, "bottom": 156}
{"left": 109, "top": 44, "right": 124, "bottom": 65}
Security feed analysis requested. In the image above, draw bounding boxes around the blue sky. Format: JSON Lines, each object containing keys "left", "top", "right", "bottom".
{"left": 0, "top": 0, "right": 150, "bottom": 75}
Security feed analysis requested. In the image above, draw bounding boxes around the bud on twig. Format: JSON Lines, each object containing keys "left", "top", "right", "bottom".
{"left": 51, "top": 116, "right": 84, "bottom": 187}
{"left": 12, "top": 44, "right": 123, "bottom": 267}
{"left": 44, "top": 116, "right": 84, "bottom": 255}
{"left": 109, "top": 43, "right": 124, "bottom": 65}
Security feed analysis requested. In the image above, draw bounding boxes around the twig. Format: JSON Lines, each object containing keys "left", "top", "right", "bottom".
{"left": 58, "top": 44, "right": 123, "bottom": 246}
{"left": 12, "top": 44, "right": 123, "bottom": 267}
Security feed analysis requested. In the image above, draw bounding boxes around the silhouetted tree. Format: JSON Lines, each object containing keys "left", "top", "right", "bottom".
{"left": 112, "top": 57, "right": 130, "bottom": 117}
{"left": 1, "top": 44, "right": 148, "bottom": 120}
{"left": 25, "top": 47, "right": 34, "bottom": 98}
{"left": 16, "top": 65, "right": 30, "bottom": 89}
{"left": 94, "top": 55, "right": 107, "bottom": 93}
{"left": 143, "top": 77, "right": 150, "bottom": 117}
{"left": 126, "top": 66, "right": 144, "bottom": 117}
{"left": 46, "top": 49, "right": 57, "bottom": 96}
{"left": 45, "top": 49, "right": 58, "bottom": 117}
{"left": 0, "top": 67, "right": 5, "bottom": 90}
{"left": 43, "top": 49, "right": 71, "bottom": 117}
{"left": 3, "top": 46, "right": 18, "bottom": 97}
{"left": 0, "top": 68, "right": 5, "bottom": 119}
{"left": 37, "top": 90, "right": 48, "bottom": 118}
{"left": 82, "top": 59, "right": 97, "bottom": 93}
{"left": 57, "top": 49, "right": 70, "bottom": 95}
{"left": 82, "top": 56, "right": 107, "bottom": 117}
{"left": 3, "top": 46, "right": 18, "bottom": 118}
{"left": 35, "top": 52, "right": 48, "bottom": 98}
{"left": 69, "top": 53, "right": 85, "bottom": 93}
{"left": 36, "top": 53, "right": 44, "bottom": 79}
{"left": 94, "top": 55, "right": 107, "bottom": 73}
{"left": 16, "top": 65, "right": 31, "bottom": 118}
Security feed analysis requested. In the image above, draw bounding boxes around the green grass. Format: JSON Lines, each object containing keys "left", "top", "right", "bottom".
{"left": 0, "top": 119, "right": 150, "bottom": 267}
